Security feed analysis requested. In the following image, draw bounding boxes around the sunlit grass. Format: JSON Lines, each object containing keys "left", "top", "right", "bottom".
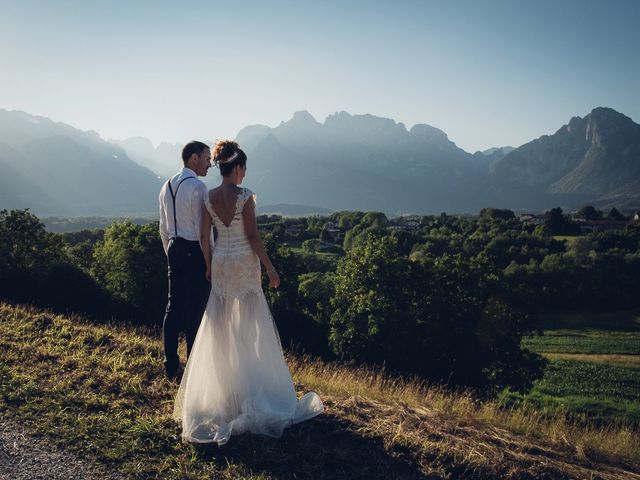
{"left": 288, "top": 355, "right": 640, "bottom": 465}
{"left": 542, "top": 352, "right": 640, "bottom": 366}
{"left": 1, "top": 302, "right": 638, "bottom": 479}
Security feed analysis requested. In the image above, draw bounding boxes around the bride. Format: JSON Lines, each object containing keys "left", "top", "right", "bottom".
{"left": 173, "top": 140, "right": 323, "bottom": 445}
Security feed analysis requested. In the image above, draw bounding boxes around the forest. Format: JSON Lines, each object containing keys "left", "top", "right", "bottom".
{"left": 2, "top": 206, "right": 639, "bottom": 398}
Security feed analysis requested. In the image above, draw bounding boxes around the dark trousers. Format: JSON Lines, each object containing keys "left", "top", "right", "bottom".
{"left": 163, "top": 237, "right": 211, "bottom": 373}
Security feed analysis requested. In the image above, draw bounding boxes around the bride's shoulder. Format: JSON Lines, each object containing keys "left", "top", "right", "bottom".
{"left": 241, "top": 187, "right": 256, "bottom": 203}
{"left": 205, "top": 186, "right": 218, "bottom": 202}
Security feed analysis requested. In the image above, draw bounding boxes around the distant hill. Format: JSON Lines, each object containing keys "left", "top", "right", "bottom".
{"left": 236, "top": 108, "right": 639, "bottom": 213}
{"left": 236, "top": 111, "right": 489, "bottom": 214}
{"left": 490, "top": 107, "right": 640, "bottom": 210}
{"left": 110, "top": 136, "right": 183, "bottom": 179}
{"left": 257, "top": 203, "right": 333, "bottom": 216}
{"left": 2, "top": 107, "right": 639, "bottom": 216}
{"left": 0, "top": 110, "right": 162, "bottom": 216}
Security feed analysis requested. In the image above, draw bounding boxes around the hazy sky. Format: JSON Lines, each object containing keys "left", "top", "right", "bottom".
{"left": 1, "top": 0, "right": 638, "bottom": 152}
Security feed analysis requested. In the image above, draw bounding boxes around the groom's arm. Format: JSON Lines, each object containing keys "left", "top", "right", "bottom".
{"left": 159, "top": 186, "right": 170, "bottom": 255}
{"left": 192, "top": 183, "right": 207, "bottom": 242}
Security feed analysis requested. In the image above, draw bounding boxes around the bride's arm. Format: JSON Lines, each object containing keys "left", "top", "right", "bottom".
{"left": 243, "top": 196, "right": 280, "bottom": 288}
{"left": 199, "top": 204, "right": 212, "bottom": 281}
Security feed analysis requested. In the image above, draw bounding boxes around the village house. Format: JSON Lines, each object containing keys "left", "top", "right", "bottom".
{"left": 324, "top": 221, "right": 341, "bottom": 233}
{"left": 518, "top": 213, "right": 549, "bottom": 225}
{"left": 284, "top": 224, "right": 305, "bottom": 237}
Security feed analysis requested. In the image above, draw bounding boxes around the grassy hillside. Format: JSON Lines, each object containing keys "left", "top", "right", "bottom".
{"left": 0, "top": 303, "right": 638, "bottom": 479}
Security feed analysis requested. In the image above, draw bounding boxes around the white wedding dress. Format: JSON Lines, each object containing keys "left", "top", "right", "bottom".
{"left": 173, "top": 187, "right": 323, "bottom": 445}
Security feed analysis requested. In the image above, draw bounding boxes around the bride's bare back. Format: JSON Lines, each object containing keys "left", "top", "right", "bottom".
{"left": 209, "top": 185, "right": 243, "bottom": 227}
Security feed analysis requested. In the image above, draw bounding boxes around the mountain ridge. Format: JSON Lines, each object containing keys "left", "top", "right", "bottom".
{"left": 0, "top": 109, "right": 162, "bottom": 216}
{"left": 490, "top": 107, "right": 640, "bottom": 209}
{"left": 1, "top": 107, "right": 638, "bottom": 216}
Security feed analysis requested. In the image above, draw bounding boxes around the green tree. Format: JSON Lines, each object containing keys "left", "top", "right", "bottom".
{"left": 479, "top": 208, "right": 516, "bottom": 221}
{"left": 330, "top": 234, "right": 545, "bottom": 393}
{"left": 607, "top": 207, "right": 626, "bottom": 221}
{"left": 298, "top": 271, "right": 335, "bottom": 323}
{"left": 330, "top": 235, "right": 414, "bottom": 363}
{"left": 577, "top": 205, "right": 603, "bottom": 220}
{"left": 0, "top": 209, "right": 65, "bottom": 273}
{"left": 342, "top": 212, "right": 388, "bottom": 251}
{"left": 0, "top": 209, "right": 112, "bottom": 317}
{"left": 92, "top": 220, "right": 166, "bottom": 323}
{"left": 319, "top": 225, "right": 333, "bottom": 243}
{"left": 545, "top": 207, "right": 579, "bottom": 235}
{"left": 262, "top": 235, "right": 328, "bottom": 353}
{"left": 302, "top": 238, "right": 322, "bottom": 253}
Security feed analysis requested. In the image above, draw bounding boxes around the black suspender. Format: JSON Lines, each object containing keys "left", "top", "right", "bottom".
{"left": 166, "top": 176, "right": 196, "bottom": 238}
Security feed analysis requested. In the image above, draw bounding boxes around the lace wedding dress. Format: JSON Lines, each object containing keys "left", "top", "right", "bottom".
{"left": 173, "top": 187, "right": 323, "bottom": 444}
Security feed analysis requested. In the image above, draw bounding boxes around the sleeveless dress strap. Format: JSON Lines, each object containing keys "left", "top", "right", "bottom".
{"left": 238, "top": 188, "right": 256, "bottom": 212}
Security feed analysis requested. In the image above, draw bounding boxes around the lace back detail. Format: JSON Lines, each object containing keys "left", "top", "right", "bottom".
{"left": 205, "top": 188, "right": 255, "bottom": 226}
{"left": 205, "top": 187, "right": 260, "bottom": 298}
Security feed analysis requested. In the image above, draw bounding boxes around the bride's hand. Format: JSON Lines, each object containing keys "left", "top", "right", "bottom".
{"left": 205, "top": 265, "right": 211, "bottom": 282}
{"left": 267, "top": 268, "right": 280, "bottom": 289}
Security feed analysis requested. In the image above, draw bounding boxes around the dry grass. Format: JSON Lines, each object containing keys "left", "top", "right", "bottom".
{"left": 541, "top": 352, "right": 640, "bottom": 366}
{"left": 1, "top": 302, "right": 639, "bottom": 479}
{"left": 289, "top": 355, "right": 640, "bottom": 471}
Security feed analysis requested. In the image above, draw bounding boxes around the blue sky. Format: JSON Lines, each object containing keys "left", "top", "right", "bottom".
{"left": 1, "top": 0, "right": 638, "bottom": 152}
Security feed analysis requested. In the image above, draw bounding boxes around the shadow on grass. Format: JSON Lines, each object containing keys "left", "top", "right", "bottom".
{"left": 191, "top": 413, "right": 433, "bottom": 480}
{"left": 538, "top": 309, "right": 640, "bottom": 331}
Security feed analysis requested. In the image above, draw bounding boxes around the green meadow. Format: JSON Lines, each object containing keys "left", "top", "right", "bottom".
{"left": 512, "top": 310, "right": 640, "bottom": 426}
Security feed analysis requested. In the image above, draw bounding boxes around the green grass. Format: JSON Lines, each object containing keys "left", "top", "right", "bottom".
{"left": 1, "top": 303, "right": 639, "bottom": 478}
{"left": 518, "top": 311, "right": 640, "bottom": 426}
{"left": 537, "top": 360, "right": 640, "bottom": 400}
{"left": 523, "top": 329, "right": 640, "bottom": 354}
{"left": 500, "top": 360, "right": 640, "bottom": 425}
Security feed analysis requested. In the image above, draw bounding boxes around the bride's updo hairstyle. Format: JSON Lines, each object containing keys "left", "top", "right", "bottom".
{"left": 212, "top": 140, "right": 247, "bottom": 176}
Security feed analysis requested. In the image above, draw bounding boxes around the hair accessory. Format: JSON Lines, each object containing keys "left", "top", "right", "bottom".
{"left": 217, "top": 151, "right": 239, "bottom": 165}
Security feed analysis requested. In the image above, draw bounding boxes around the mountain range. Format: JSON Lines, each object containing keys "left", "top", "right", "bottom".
{"left": 234, "top": 107, "right": 640, "bottom": 213}
{"left": 0, "top": 110, "right": 162, "bottom": 216}
{"left": 0, "top": 107, "right": 638, "bottom": 217}
{"left": 489, "top": 107, "right": 640, "bottom": 210}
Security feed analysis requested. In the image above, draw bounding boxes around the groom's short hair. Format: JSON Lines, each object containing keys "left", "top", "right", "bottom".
{"left": 182, "top": 141, "right": 210, "bottom": 164}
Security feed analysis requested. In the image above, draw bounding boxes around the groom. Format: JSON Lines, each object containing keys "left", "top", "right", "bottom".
{"left": 159, "top": 141, "right": 212, "bottom": 380}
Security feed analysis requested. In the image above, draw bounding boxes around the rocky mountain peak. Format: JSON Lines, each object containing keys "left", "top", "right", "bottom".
{"left": 584, "top": 107, "right": 638, "bottom": 146}
{"left": 276, "top": 111, "right": 321, "bottom": 132}
{"left": 409, "top": 124, "right": 449, "bottom": 143}
{"left": 289, "top": 110, "right": 319, "bottom": 125}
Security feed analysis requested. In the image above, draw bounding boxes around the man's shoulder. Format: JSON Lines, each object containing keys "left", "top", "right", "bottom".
{"left": 191, "top": 177, "right": 207, "bottom": 191}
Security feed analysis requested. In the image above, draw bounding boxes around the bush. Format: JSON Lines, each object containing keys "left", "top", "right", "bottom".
{"left": 92, "top": 220, "right": 167, "bottom": 324}
{"left": 0, "top": 209, "right": 119, "bottom": 319}
{"left": 330, "top": 235, "right": 545, "bottom": 393}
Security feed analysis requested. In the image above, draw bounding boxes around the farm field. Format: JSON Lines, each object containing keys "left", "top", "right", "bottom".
{"left": 516, "top": 310, "right": 640, "bottom": 425}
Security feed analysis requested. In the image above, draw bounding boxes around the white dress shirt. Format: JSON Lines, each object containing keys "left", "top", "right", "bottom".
{"left": 159, "top": 167, "right": 208, "bottom": 255}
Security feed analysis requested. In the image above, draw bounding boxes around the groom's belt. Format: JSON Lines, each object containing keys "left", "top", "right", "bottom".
{"left": 168, "top": 236, "right": 200, "bottom": 245}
